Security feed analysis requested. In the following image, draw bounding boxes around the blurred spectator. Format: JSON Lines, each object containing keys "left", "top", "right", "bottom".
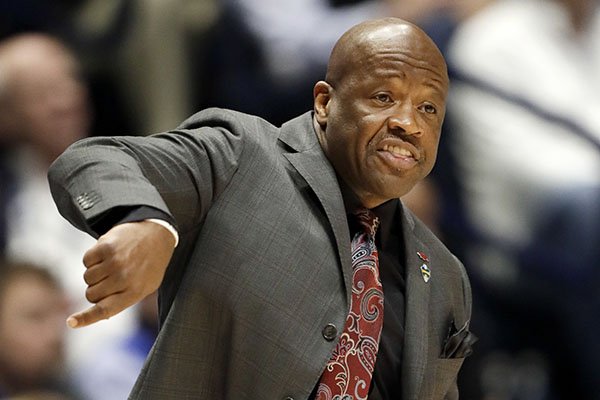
{"left": 0, "top": 0, "right": 187, "bottom": 137}
{"left": 113, "top": 0, "right": 219, "bottom": 133}
{"left": 74, "top": 292, "right": 159, "bottom": 400}
{"left": 437, "top": 0, "right": 600, "bottom": 398}
{"left": 0, "top": 261, "right": 79, "bottom": 399}
{"left": 0, "top": 33, "right": 90, "bottom": 165}
{"left": 40, "top": 0, "right": 220, "bottom": 135}
{"left": 0, "top": 0, "right": 137, "bottom": 138}
{"left": 0, "top": 33, "right": 136, "bottom": 369}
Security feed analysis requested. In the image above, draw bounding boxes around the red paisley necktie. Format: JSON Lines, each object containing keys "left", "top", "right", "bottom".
{"left": 316, "top": 208, "right": 383, "bottom": 400}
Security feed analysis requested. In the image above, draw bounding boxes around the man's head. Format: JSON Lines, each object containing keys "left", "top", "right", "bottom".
{"left": 314, "top": 18, "right": 449, "bottom": 209}
{"left": 0, "top": 34, "right": 90, "bottom": 163}
{"left": 0, "top": 262, "right": 69, "bottom": 392}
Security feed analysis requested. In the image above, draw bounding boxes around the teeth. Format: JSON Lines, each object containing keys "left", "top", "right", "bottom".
{"left": 383, "top": 144, "right": 413, "bottom": 157}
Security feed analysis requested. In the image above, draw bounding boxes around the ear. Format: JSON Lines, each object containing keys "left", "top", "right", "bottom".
{"left": 313, "top": 81, "right": 333, "bottom": 127}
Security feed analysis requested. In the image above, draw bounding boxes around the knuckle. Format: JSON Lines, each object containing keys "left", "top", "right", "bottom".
{"left": 113, "top": 264, "right": 128, "bottom": 282}
{"left": 100, "top": 240, "right": 117, "bottom": 257}
{"left": 96, "top": 238, "right": 118, "bottom": 258}
{"left": 110, "top": 250, "right": 129, "bottom": 270}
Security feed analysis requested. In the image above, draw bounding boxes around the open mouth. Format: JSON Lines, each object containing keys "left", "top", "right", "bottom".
{"left": 381, "top": 144, "right": 415, "bottom": 159}
{"left": 376, "top": 140, "right": 420, "bottom": 170}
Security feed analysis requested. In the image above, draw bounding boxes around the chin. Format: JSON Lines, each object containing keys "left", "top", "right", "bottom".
{"left": 376, "top": 178, "right": 420, "bottom": 199}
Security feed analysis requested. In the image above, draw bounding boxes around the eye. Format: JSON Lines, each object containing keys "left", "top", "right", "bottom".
{"left": 419, "top": 103, "right": 437, "bottom": 114}
{"left": 373, "top": 93, "right": 393, "bottom": 104}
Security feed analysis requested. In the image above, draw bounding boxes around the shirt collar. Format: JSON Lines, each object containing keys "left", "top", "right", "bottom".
{"left": 371, "top": 198, "right": 399, "bottom": 250}
{"left": 338, "top": 177, "right": 400, "bottom": 249}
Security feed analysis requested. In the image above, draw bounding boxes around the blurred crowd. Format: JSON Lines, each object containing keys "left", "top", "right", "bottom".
{"left": 0, "top": 0, "right": 598, "bottom": 399}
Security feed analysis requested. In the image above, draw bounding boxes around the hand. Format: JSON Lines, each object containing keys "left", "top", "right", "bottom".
{"left": 67, "top": 220, "right": 176, "bottom": 328}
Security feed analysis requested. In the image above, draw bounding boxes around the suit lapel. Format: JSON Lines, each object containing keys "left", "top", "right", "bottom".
{"left": 400, "top": 204, "right": 431, "bottom": 400}
{"left": 280, "top": 113, "right": 353, "bottom": 304}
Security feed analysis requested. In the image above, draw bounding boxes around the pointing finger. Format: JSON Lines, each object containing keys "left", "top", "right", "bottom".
{"left": 66, "top": 292, "right": 131, "bottom": 328}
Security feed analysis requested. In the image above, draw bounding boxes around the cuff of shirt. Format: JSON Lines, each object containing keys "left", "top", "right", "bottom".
{"left": 146, "top": 218, "right": 179, "bottom": 247}
{"left": 91, "top": 205, "right": 180, "bottom": 247}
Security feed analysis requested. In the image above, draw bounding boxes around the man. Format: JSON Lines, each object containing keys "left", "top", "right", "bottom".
{"left": 48, "top": 18, "right": 475, "bottom": 399}
{"left": 0, "top": 261, "right": 76, "bottom": 398}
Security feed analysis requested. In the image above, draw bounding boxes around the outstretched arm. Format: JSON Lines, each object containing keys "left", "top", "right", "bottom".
{"left": 48, "top": 109, "right": 248, "bottom": 327}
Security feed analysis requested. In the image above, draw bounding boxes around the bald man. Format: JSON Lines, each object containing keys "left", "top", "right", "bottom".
{"left": 0, "top": 34, "right": 90, "bottom": 164}
{"left": 48, "top": 18, "right": 475, "bottom": 399}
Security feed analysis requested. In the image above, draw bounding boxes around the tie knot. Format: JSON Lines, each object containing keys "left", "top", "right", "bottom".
{"left": 353, "top": 208, "right": 379, "bottom": 237}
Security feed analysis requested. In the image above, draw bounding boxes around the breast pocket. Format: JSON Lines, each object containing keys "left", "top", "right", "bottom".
{"left": 429, "top": 357, "right": 464, "bottom": 398}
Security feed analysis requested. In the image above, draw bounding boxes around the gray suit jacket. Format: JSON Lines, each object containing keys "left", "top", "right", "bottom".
{"left": 48, "top": 108, "right": 473, "bottom": 400}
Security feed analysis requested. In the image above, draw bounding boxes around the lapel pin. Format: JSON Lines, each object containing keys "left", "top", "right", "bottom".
{"left": 420, "top": 264, "right": 431, "bottom": 283}
{"left": 417, "top": 251, "right": 429, "bottom": 263}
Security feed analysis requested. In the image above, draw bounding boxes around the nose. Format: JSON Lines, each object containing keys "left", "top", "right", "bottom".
{"left": 387, "top": 102, "right": 420, "bottom": 136}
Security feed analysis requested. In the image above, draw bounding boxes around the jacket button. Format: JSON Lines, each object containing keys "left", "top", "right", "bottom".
{"left": 283, "top": 397, "right": 294, "bottom": 400}
{"left": 322, "top": 323, "right": 337, "bottom": 341}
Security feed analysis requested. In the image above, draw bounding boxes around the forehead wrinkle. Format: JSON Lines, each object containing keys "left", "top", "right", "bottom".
{"left": 368, "top": 51, "right": 444, "bottom": 73}
{"left": 359, "top": 51, "right": 447, "bottom": 89}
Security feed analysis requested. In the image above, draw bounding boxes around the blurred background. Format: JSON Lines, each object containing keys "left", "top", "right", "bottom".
{"left": 0, "top": 0, "right": 598, "bottom": 399}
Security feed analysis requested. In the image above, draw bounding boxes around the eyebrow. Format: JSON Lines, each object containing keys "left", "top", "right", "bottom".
{"left": 423, "top": 79, "right": 447, "bottom": 94}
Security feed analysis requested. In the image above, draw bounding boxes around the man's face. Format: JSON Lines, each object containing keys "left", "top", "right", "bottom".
{"left": 13, "top": 50, "right": 90, "bottom": 160}
{"left": 315, "top": 25, "right": 448, "bottom": 208}
{"left": 0, "top": 274, "right": 68, "bottom": 385}
{"left": 0, "top": 39, "right": 91, "bottom": 162}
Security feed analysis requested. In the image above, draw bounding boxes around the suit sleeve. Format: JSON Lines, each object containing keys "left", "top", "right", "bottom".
{"left": 48, "top": 109, "right": 247, "bottom": 238}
